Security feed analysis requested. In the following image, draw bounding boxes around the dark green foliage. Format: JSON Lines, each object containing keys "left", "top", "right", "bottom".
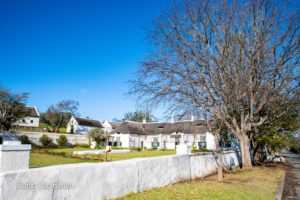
{"left": 130, "top": 147, "right": 142, "bottom": 152}
{"left": 56, "top": 135, "right": 68, "bottom": 146}
{"left": 192, "top": 148, "right": 211, "bottom": 153}
{"left": 289, "top": 137, "right": 300, "bottom": 154}
{"left": 18, "top": 135, "right": 31, "bottom": 144}
{"left": 39, "top": 134, "right": 53, "bottom": 147}
{"left": 122, "top": 110, "right": 157, "bottom": 122}
{"left": 0, "top": 86, "right": 28, "bottom": 131}
{"left": 75, "top": 143, "right": 90, "bottom": 148}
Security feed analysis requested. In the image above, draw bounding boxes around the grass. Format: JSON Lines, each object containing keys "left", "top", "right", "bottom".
{"left": 29, "top": 153, "right": 99, "bottom": 168}
{"left": 30, "top": 148, "right": 175, "bottom": 167}
{"left": 118, "top": 166, "right": 284, "bottom": 200}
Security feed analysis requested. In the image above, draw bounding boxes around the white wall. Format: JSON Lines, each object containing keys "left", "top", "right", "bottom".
{"left": 13, "top": 132, "right": 89, "bottom": 145}
{"left": 141, "top": 133, "right": 216, "bottom": 150}
{"left": 101, "top": 120, "right": 113, "bottom": 133}
{"left": 13, "top": 117, "right": 40, "bottom": 128}
{"left": 66, "top": 117, "right": 99, "bottom": 135}
{"left": 0, "top": 151, "right": 240, "bottom": 200}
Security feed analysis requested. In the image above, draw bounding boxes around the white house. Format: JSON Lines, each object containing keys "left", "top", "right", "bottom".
{"left": 66, "top": 116, "right": 103, "bottom": 134}
{"left": 13, "top": 106, "right": 40, "bottom": 128}
{"left": 107, "top": 119, "right": 217, "bottom": 150}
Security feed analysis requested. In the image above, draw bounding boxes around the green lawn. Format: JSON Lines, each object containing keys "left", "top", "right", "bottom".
{"left": 30, "top": 148, "right": 175, "bottom": 167}
{"left": 30, "top": 153, "right": 99, "bottom": 168}
{"left": 118, "top": 166, "right": 284, "bottom": 200}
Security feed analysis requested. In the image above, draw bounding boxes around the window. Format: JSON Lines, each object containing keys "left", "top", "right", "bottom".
{"left": 22, "top": 119, "right": 25, "bottom": 123}
{"left": 30, "top": 120, "right": 33, "bottom": 124}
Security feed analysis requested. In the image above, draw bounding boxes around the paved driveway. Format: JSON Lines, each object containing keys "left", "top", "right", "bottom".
{"left": 281, "top": 150, "right": 300, "bottom": 200}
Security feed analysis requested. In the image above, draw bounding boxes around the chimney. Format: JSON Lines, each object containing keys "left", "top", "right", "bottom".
{"left": 191, "top": 115, "right": 194, "bottom": 122}
{"left": 142, "top": 118, "right": 147, "bottom": 123}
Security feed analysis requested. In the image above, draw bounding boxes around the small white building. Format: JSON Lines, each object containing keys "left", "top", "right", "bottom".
{"left": 108, "top": 120, "right": 216, "bottom": 150}
{"left": 66, "top": 116, "right": 103, "bottom": 134}
{"left": 13, "top": 106, "right": 40, "bottom": 128}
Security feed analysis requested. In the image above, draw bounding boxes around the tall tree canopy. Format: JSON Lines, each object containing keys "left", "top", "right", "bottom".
{"left": 129, "top": 0, "right": 300, "bottom": 169}
{"left": 0, "top": 86, "right": 28, "bottom": 131}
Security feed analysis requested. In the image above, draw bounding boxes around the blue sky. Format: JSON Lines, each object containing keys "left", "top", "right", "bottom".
{"left": 0, "top": 0, "right": 171, "bottom": 121}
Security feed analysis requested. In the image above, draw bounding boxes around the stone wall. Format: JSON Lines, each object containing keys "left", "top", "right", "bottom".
{"left": 11, "top": 132, "right": 89, "bottom": 145}
{"left": 0, "top": 151, "right": 240, "bottom": 200}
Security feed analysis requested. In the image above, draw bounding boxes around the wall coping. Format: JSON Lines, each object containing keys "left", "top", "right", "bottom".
{"left": 0, "top": 144, "right": 32, "bottom": 151}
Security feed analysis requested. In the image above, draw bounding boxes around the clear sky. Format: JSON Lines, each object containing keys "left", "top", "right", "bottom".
{"left": 0, "top": 0, "right": 171, "bottom": 121}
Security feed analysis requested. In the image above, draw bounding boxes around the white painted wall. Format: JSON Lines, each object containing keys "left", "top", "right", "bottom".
{"left": 0, "top": 141, "right": 31, "bottom": 173}
{"left": 12, "top": 132, "right": 89, "bottom": 145}
{"left": 206, "top": 132, "right": 216, "bottom": 150}
{"left": 66, "top": 117, "right": 100, "bottom": 135}
{"left": 138, "top": 132, "right": 216, "bottom": 150}
{"left": 0, "top": 151, "right": 240, "bottom": 200}
{"left": 101, "top": 120, "right": 113, "bottom": 133}
{"left": 13, "top": 117, "right": 40, "bottom": 128}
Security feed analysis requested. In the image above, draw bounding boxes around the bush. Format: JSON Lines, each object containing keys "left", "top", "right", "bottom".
{"left": 59, "top": 128, "right": 67, "bottom": 133}
{"left": 75, "top": 143, "right": 90, "bottom": 148}
{"left": 130, "top": 147, "right": 142, "bottom": 152}
{"left": 192, "top": 148, "right": 211, "bottom": 153}
{"left": 56, "top": 135, "right": 68, "bottom": 146}
{"left": 18, "top": 135, "right": 31, "bottom": 144}
{"left": 39, "top": 134, "right": 53, "bottom": 147}
{"left": 88, "top": 128, "right": 109, "bottom": 148}
{"left": 289, "top": 138, "right": 300, "bottom": 154}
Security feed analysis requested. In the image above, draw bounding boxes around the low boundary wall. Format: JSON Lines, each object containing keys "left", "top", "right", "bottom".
{"left": 2, "top": 132, "right": 89, "bottom": 145}
{"left": 0, "top": 151, "right": 240, "bottom": 200}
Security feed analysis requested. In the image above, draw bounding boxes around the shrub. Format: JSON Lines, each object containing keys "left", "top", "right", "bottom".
{"left": 59, "top": 127, "right": 67, "bottom": 133}
{"left": 192, "top": 148, "right": 211, "bottom": 153}
{"left": 56, "top": 135, "right": 68, "bottom": 146}
{"left": 18, "top": 135, "right": 31, "bottom": 144}
{"left": 75, "top": 143, "right": 90, "bottom": 148}
{"left": 88, "top": 128, "right": 109, "bottom": 148}
{"left": 130, "top": 147, "right": 142, "bottom": 152}
{"left": 39, "top": 134, "right": 53, "bottom": 147}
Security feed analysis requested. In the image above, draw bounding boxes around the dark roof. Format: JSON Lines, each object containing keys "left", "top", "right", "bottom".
{"left": 112, "top": 120, "right": 208, "bottom": 135}
{"left": 74, "top": 117, "right": 103, "bottom": 128}
{"left": 109, "top": 122, "right": 122, "bottom": 129}
{"left": 112, "top": 121, "right": 146, "bottom": 135}
{"left": 24, "top": 107, "right": 39, "bottom": 117}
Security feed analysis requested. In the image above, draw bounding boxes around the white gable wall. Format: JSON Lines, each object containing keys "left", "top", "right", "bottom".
{"left": 102, "top": 120, "right": 113, "bottom": 133}
{"left": 67, "top": 117, "right": 100, "bottom": 135}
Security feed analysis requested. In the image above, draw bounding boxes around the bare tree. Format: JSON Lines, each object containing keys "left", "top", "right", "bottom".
{"left": 0, "top": 86, "right": 28, "bottom": 131}
{"left": 42, "top": 100, "right": 79, "bottom": 132}
{"left": 129, "top": 0, "right": 300, "bottom": 169}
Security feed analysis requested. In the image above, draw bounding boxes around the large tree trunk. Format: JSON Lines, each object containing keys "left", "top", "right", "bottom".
{"left": 214, "top": 133, "right": 223, "bottom": 181}
{"left": 239, "top": 135, "right": 252, "bottom": 169}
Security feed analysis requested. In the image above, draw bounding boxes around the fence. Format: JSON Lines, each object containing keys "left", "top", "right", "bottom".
{"left": 0, "top": 151, "right": 240, "bottom": 200}
{"left": 0, "top": 131, "right": 89, "bottom": 145}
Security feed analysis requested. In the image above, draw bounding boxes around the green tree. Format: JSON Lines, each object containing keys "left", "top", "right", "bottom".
{"left": 88, "top": 128, "right": 109, "bottom": 148}
{"left": 122, "top": 110, "right": 157, "bottom": 122}
{"left": 0, "top": 86, "right": 28, "bottom": 131}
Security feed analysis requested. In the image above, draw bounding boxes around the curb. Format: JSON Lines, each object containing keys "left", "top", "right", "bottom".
{"left": 276, "top": 171, "right": 286, "bottom": 200}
